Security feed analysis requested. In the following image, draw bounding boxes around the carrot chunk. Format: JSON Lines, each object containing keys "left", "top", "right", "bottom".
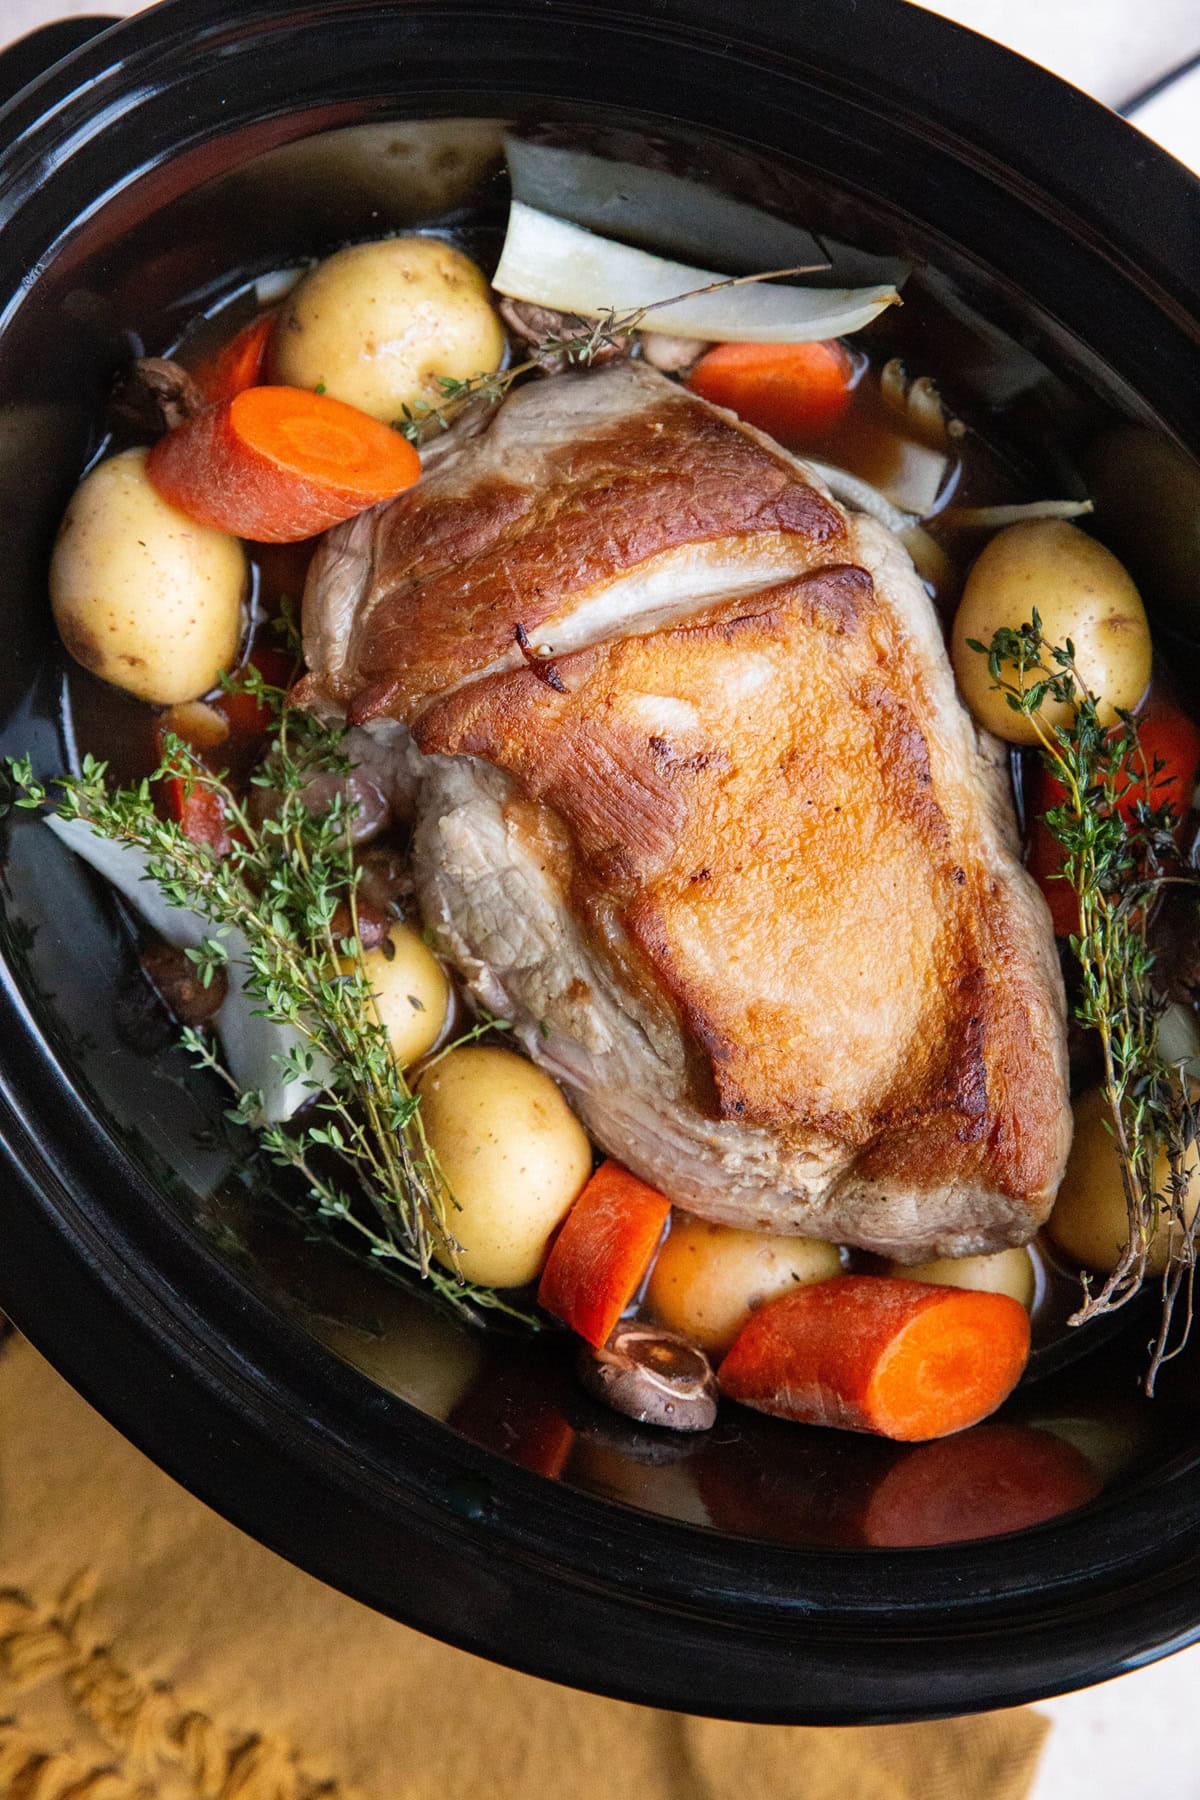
{"left": 538, "top": 1161, "right": 671, "bottom": 1349}
{"left": 147, "top": 387, "right": 421, "bottom": 543}
{"left": 688, "top": 340, "right": 853, "bottom": 439}
{"left": 214, "top": 643, "right": 298, "bottom": 739}
{"left": 195, "top": 311, "right": 278, "bottom": 405}
{"left": 164, "top": 777, "right": 229, "bottom": 856}
{"left": 719, "top": 1275, "right": 1030, "bottom": 1442}
{"left": 862, "top": 1422, "right": 1101, "bottom": 1544}
{"left": 1028, "top": 687, "right": 1200, "bottom": 940}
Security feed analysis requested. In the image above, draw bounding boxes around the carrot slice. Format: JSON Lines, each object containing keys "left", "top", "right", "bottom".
{"left": 147, "top": 387, "right": 421, "bottom": 543}
{"left": 688, "top": 340, "right": 854, "bottom": 440}
{"left": 215, "top": 642, "right": 297, "bottom": 739}
{"left": 195, "top": 311, "right": 278, "bottom": 405}
{"left": 719, "top": 1275, "right": 1030, "bottom": 1442}
{"left": 1027, "top": 687, "right": 1200, "bottom": 939}
{"left": 164, "top": 777, "right": 229, "bottom": 856}
{"left": 537, "top": 1161, "right": 671, "bottom": 1348}
{"left": 862, "top": 1422, "right": 1101, "bottom": 1544}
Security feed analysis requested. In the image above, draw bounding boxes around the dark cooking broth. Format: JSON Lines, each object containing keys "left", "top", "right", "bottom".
{"left": 12, "top": 116, "right": 1199, "bottom": 1552}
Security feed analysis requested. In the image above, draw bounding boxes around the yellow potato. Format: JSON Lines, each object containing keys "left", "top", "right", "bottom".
{"left": 358, "top": 923, "right": 450, "bottom": 1067}
{"left": 646, "top": 1216, "right": 841, "bottom": 1355}
{"left": 1049, "top": 1085, "right": 1199, "bottom": 1275}
{"left": 50, "top": 448, "right": 245, "bottom": 704}
{"left": 418, "top": 1046, "right": 592, "bottom": 1288}
{"left": 950, "top": 520, "right": 1151, "bottom": 745}
{"left": 269, "top": 236, "right": 504, "bottom": 423}
{"left": 886, "top": 1247, "right": 1036, "bottom": 1309}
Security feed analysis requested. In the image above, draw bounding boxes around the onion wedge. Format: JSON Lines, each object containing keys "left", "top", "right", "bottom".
{"left": 46, "top": 812, "right": 327, "bottom": 1122}
{"left": 504, "top": 138, "right": 907, "bottom": 285}
{"left": 492, "top": 202, "right": 901, "bottom": 343}
{"left": 938, "top": 499, "right": 1095, "bottom": 530}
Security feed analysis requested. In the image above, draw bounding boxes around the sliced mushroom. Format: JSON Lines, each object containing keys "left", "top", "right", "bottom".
{"left": 110, "top": 356, "right": 205, "bottom": 438}
{"left": 247, "top": 761, "right": 391, "bottom": 846}
{"left": 577, "top": 1321, "right": 718, "bottom": 1432}
{"left": 499, "top": 297, "right": 632, "bottom": 374}
{"left": 356, "top": 844, "right": 414, "bottom": 916}
{"left": 141, "top": 939, "right": 228, "bottom": 1026}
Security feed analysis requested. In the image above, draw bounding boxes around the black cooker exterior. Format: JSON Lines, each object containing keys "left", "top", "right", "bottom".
{"left": 0, "top": 0, "right": 1198, "bottom": 1723}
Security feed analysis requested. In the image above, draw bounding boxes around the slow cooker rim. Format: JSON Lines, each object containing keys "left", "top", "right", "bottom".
{"left": 0, "top": 0, "right": 1198, "bottom": 1722}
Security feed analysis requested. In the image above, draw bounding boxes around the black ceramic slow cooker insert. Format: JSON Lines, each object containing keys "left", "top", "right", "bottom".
{"left": 1, "top": 0, "right": 1199, "bottom": 1724}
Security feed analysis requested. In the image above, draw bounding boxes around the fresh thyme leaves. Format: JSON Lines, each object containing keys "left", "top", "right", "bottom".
{"left": 971, "top": 612, "right": 1200, "bottom": 1388}
{"left": 6, "top": 684, "right": 536, "bottom": 1329}
{"left": 393, "top": 262, "right": 827, "bottom": 444}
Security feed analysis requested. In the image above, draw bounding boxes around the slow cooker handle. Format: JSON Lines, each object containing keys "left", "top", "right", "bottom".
{"left": 0, "top": 16, "right": 119, "bottom": 113}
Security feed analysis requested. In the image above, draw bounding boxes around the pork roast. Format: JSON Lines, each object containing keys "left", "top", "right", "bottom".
{"left": 300, "top": 362, "right": 1071, "bottom": 1260}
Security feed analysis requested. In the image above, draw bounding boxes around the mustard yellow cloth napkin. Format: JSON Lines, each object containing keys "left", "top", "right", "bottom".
{"left": 0, "top": 1335, "right": 1048, "bottom": 1800}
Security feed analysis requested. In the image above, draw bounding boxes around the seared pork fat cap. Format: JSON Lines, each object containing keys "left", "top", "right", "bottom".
{"left": 300, "top": 364, "right": 1071, "bottom": 1260}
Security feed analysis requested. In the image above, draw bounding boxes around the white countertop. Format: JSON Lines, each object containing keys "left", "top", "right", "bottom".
{"left": 3, "top": 3, "right": 1199, "bottom": 1794}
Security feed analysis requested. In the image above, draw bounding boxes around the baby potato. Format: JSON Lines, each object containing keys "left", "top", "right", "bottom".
{"left": 646, "top": 1216, "right": 841, "bottom": 1355}
{"left": 1049, "top": 1085, "right": 1199, "bottom": 1275}
{"left": 886, "top": 1247, "right": 1036, "bottom": 1310}
{"left": 418, "top": 1046, "right": 592, "bottom": 1288}
{"left": 50, "top": 447, "right": 246, "bottom": 704}
{"left": 269, "top": 236, "right": 504, "bottom": 424}
{"left": 950, "top": 520, "right": 1151, "bottom": 745}
{"left": 358, "top": 923, "right": 450, "bottom": 1067}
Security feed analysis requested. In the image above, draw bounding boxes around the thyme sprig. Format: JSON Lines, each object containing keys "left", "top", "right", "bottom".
{"left": 6, "top": 678, "right": 535, "bottom": 1327}
{"left": 394, "top": 262, "right": 828, "bottom": 443}
{"left": 972, "top": 613, "right": 1200, "bottom": 1388}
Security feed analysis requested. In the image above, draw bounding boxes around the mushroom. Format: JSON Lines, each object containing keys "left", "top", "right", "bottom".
{"left": 577, "top": 1321, "right": 718, "bottom": 1432}
{"left": 140, "top": 939, "right": 228, "bottom": 1027}
{"left": 110, "top": 356, "right": 205, "bottom": 438}
{"left": 498, "top": 297, "right": 632, "bottom": 374}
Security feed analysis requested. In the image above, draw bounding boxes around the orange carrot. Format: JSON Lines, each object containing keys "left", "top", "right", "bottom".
{"left": 861, "top": 1422, "right": 1100, "bottom": 1545}
{"left": 688, "top": 340, "right": 854, "bottom": 440}
{"left": 147, "top": 387, "right": 421, "bottom": 543}
{"left": 538, "top": 1161, "right": 671, "bottom": 1348}
{"left": 163, "top": 777, "right": 229, "bottom": 856}
{"left": 215, "top": 642, "right": 298, "bottom": 739}
{"left": 196, "top": 311, "right": 277, "bottom": 405}
{"left": 719, "top": 1275, "right": 1030, "bottom": 1442}
{"left": 1028, "top": 688, "right": 1200, "bottom": 939}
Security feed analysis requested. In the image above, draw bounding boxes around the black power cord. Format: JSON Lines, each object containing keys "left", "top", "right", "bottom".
{"left": 1118, "top": 48, "right": 1200, "bottom": 118}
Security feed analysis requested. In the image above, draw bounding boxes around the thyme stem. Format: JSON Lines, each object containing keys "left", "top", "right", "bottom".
{"left": 394, "top": 261, "right": 829, "bottom": 443}
{"left": 5, "top": 682, "right": 535, "bottom": 1330}
{"left": 972, "top": 614, "right": 1200, "bottom": 1388}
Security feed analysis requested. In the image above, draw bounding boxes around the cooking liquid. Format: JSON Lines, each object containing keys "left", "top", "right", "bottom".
{"left": 58, "top": 278, "right": 1144, "bottom": 1525}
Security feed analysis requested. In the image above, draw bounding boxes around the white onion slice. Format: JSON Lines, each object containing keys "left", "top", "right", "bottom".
{"left": 507, "top": 139, "right": 820, "bottom": 276}
{"left": 938, "top": 499, "right": 1095, "bottom": 530}
{"left": 254, "top": 266, "right": 306, "bottom": 305}
{"left": 804, "top": 460, "right": 915, "bottom": 535}
{"left": 878, "top": 438, "right": 952, "bottom": 517}
{"left": 46, "top": 813, "right": 326, "bottom": 1122}
{"left": 802, "top": 462, "right": 958, "bottom": 592}
{"left": 1158, "top": 1001, "right": 1200, "bottom": 1075}
{"left": 492, "top": 202, "right": 901, "bottom": 343}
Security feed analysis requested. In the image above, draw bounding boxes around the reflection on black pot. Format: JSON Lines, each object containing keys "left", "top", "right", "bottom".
{"left": 861, "top": 1424, "right": 1101, "bottom": 1547}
